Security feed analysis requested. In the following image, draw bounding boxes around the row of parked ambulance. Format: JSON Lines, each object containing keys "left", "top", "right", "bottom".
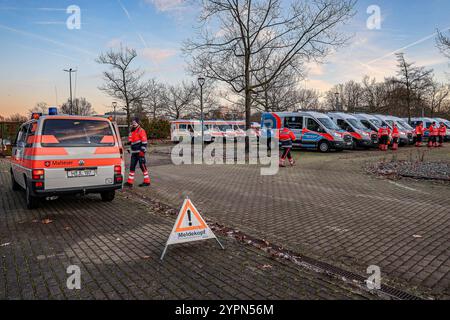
{"left": 262, "top": 112, "right": 450, "bottom": 152}
{"left": 170, "top": 120, "right": 260, "bottom": 143}
{"left": 170, "top": 112, "right": 450, "bottom": 153}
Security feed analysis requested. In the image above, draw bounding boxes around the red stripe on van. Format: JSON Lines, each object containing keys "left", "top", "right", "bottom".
{"left": 94, "top": 147, "right": 120, "bottom": 154}
{"left": 22, "top": 158, "right": 122, "bottom": 169}
{"left": 41, "top": 135, "right": 60, "bottom": 144}
{"left": 100, "top": 135, "right": 115, "bottom": 144}
{"left": 24, "top": 148, "right": 68, "bottom": 156}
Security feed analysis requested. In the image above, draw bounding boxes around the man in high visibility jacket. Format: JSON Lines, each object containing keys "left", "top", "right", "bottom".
{"left": 391, "top": 123, "right": 400, "bottom": 150}
{"left": 125, "top": 118, "right": 150, "bottom": 187}
{"left": 415, "top": 122, "right": 424, "bottom": 147}
{"left": 378, "top": 125, "right": 390, "bottom": 151}
{"left": 438, "top": 122, "right": 447, "bottom": 147}
{"left": 428, "top": 122, "right": 437, "bottom": 148}
{"left": 279, "top": 127, "right": 296, "bottom": 167}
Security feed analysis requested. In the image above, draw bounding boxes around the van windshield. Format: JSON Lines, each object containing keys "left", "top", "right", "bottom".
{"left": 317, "top": 118, "right": 339, "bottom": 130}
{"left": 217, "top": 124, "right": 232, "bottom": 131}
{"left": 371, "top": 118, "right": 383, "bottom": 127}
{"left": 347, "top": 119, "right": 367, "bottom": 130}
{"left": 360, "top": 120, "right": 375, "bottom": 130}
{"left": 42, "top": 119, "right": 115, "bottom": 147}
{"left": 399, "top": 121, "right": 413, "bottom": 130}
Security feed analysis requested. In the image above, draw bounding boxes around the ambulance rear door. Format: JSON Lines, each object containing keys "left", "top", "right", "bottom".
{"left": 39, "top": 118, "right": 121, "bottom": 191}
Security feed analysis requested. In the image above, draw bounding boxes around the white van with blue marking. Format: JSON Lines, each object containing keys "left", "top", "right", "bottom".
{"left": 260, "top": 112, "right": 353, "bottom": 152}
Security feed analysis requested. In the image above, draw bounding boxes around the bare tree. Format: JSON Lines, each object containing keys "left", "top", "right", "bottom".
{"left": 161, "top": 81, "right": 197, "bottom": 119}
{"left": 361, "top": 76, "right": 389, "bottom": 113}
{"left": 97, "top": 46, "right": 147, "bottom": 130}
{"left": 185, "top": 0, "right": 356, "bottom": 131}
{"left": 437, "top": 29, "right": 450, "bottom": 59}
{"left": 426, "top": 81, "right": 450, "bottom": 117}
{"left": 6, "top": 113, "right": 28, "bottom": 123}
{"left": 252, "top": 65, "right": 306, "bottom": 112}
{"left": 394, "top": 53, "right": 433, "bottom": 121}
{"left": 61, "top": 97, "right": 95, "bottom": 116}
{"left": 296, "top": 88, "right": 321, "bottom": 110}
{"left": 144, "top": 79, "right": 165, "bottom": 119}
{"left": 29, "top": 102, "right": 48, "bottom": 116}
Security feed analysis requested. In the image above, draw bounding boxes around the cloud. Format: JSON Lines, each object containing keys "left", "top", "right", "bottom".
{"left": 106, "top": 38, "right": 123, "bottom": 48}
{"left": 0, "top": 23, "right": 96, "bottom": 57}
{"left": 145, "top": 0, "right": 185, "bottom": 12}
{"left": 140, "top": 48, "right": 177, "bottom": 63}
{"left": 117, "top": 0, "right": 148, "bottom": 47}
{"left": 367, "top": 26, "right": 450, "bottom": 65}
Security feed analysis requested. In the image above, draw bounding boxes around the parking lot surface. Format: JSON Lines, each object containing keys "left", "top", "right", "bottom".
{"left": 0, "top": 158, "right": 375, "bottom": 300}
{"left": 132, "top": 145, "right": 450, "bottom": 299}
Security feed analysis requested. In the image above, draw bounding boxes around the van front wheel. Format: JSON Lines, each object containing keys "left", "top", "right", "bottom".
{"left": 318, "top": 141, "right": 330, "bottom": 153}
{"left": 101, "top": 190, "right": 115, "bottom": 202}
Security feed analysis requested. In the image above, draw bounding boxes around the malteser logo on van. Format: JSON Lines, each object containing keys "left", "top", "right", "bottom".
{"left": 79, "top": 160, "right": 85, "bottom": 166}
{"left": 44, "top": 161, "right": 50, "bottom": 167}
{"left": 51, "top": 160, "right": 74, "bottom": 166}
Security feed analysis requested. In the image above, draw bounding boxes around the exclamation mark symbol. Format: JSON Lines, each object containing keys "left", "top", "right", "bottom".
{"left": 187, "top": 209, "right": 192, "bottom": 226}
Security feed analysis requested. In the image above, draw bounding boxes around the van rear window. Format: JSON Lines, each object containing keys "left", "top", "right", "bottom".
{"left": 42, "top": 119, "right": 115, "bottom": 147}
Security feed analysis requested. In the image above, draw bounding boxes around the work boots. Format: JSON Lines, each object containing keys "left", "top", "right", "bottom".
{"left": 139, "top": 182, "right": 151, "bottom": 187}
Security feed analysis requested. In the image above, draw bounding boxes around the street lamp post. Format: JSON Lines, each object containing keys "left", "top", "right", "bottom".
{"left": 112, "top": 102, "right": 118, "bottom": 121}
{"left": 63, "top": 68, "right": 77, "bottom": 115}
{"left": 198, "top": 77, "right": 205, "bottom": 158}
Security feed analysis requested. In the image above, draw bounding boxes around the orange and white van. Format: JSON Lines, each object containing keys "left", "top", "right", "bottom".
{"left": 10, "top": 112, "right": 124, "bottom": 209}
{"left": 170, "top": 120, "right": 213, "bottom": 143}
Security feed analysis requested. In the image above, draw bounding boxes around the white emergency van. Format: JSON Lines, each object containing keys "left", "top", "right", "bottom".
{"left": 261, "top": 111, "right": 353, "bottom": 152}
{"left": 10, "top": 111, "right": 124, "bottom": 209}
{"left": 170, "top": 120, "right": 213, "bottom": 143}
{"left": 327, "top": 112, "right": 376, "bottom": 148}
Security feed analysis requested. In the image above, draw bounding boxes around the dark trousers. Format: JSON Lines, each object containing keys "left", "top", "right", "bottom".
{"left": 281, "top": 147, "right": 292, "bottom": 160}
{"left": 130, "top": 153, "right": 147, "bottom": 173}
{"left": 439, "top": 136, "right": 444, "bottom": 144}
{"left": 379, "top": 135, "right": 388, "bottom": 145}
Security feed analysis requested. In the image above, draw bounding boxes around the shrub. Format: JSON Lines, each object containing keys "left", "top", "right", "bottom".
{"left": 141, "top": 118, "right": 170, "bottom": 139}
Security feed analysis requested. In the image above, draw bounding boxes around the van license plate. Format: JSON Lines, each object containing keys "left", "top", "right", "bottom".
{"left": 67, "top": 169, "right": 96, "bottom": 178}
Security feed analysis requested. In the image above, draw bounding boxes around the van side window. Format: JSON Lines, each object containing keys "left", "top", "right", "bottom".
{"left": 285, "top": 117, "right": 303, "bottom": 130}
{"left": 25, "top": 122, "right": 37, "bottom": 148}
{"left": 306, "top": 118, "right": 322, "bottom": 132}
{"left": 179, "top": 124, "right": 187, "bottom": 130}
{"left": 16, "top": 125, "right": 28, "bottom": 147}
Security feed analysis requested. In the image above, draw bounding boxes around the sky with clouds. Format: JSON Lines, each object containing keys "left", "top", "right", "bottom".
{"left": 0, "top": 0, "right": 449, "bottom": 117}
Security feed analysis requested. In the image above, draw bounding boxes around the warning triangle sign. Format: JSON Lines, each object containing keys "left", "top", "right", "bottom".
{"left": 175, "top": 200, "right": 207, "bottom": 232}
{"left": 161, "top": 198, "right": 224, "bottom": 260}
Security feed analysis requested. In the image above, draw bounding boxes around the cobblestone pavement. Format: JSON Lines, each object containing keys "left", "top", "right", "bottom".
{"left": 0, "top": 159, "right": 377, "bottom": 300}
{"left": 130, "top": 145, "right": 450, "bottom": 299}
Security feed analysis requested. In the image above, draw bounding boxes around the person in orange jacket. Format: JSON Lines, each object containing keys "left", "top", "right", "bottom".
{"left": 428, "top": 122, "right": 437, "bottom": 148}
{"left": 279, "top": 127, "right": 296, "bottom": 167}
{"left": 125, "top": 118, "right": 151, "bottom": 187}
{"left": 415, "top": 122, "right": 424, "bottom": 147}
{"left": 438, "top": 122, "right": 447, "bottom": 147}
{"left": 378, "top": 124, "right": 390, "bottom": 151}
{"left": 391, "top": 123, "right": 400, "bottom": 150}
